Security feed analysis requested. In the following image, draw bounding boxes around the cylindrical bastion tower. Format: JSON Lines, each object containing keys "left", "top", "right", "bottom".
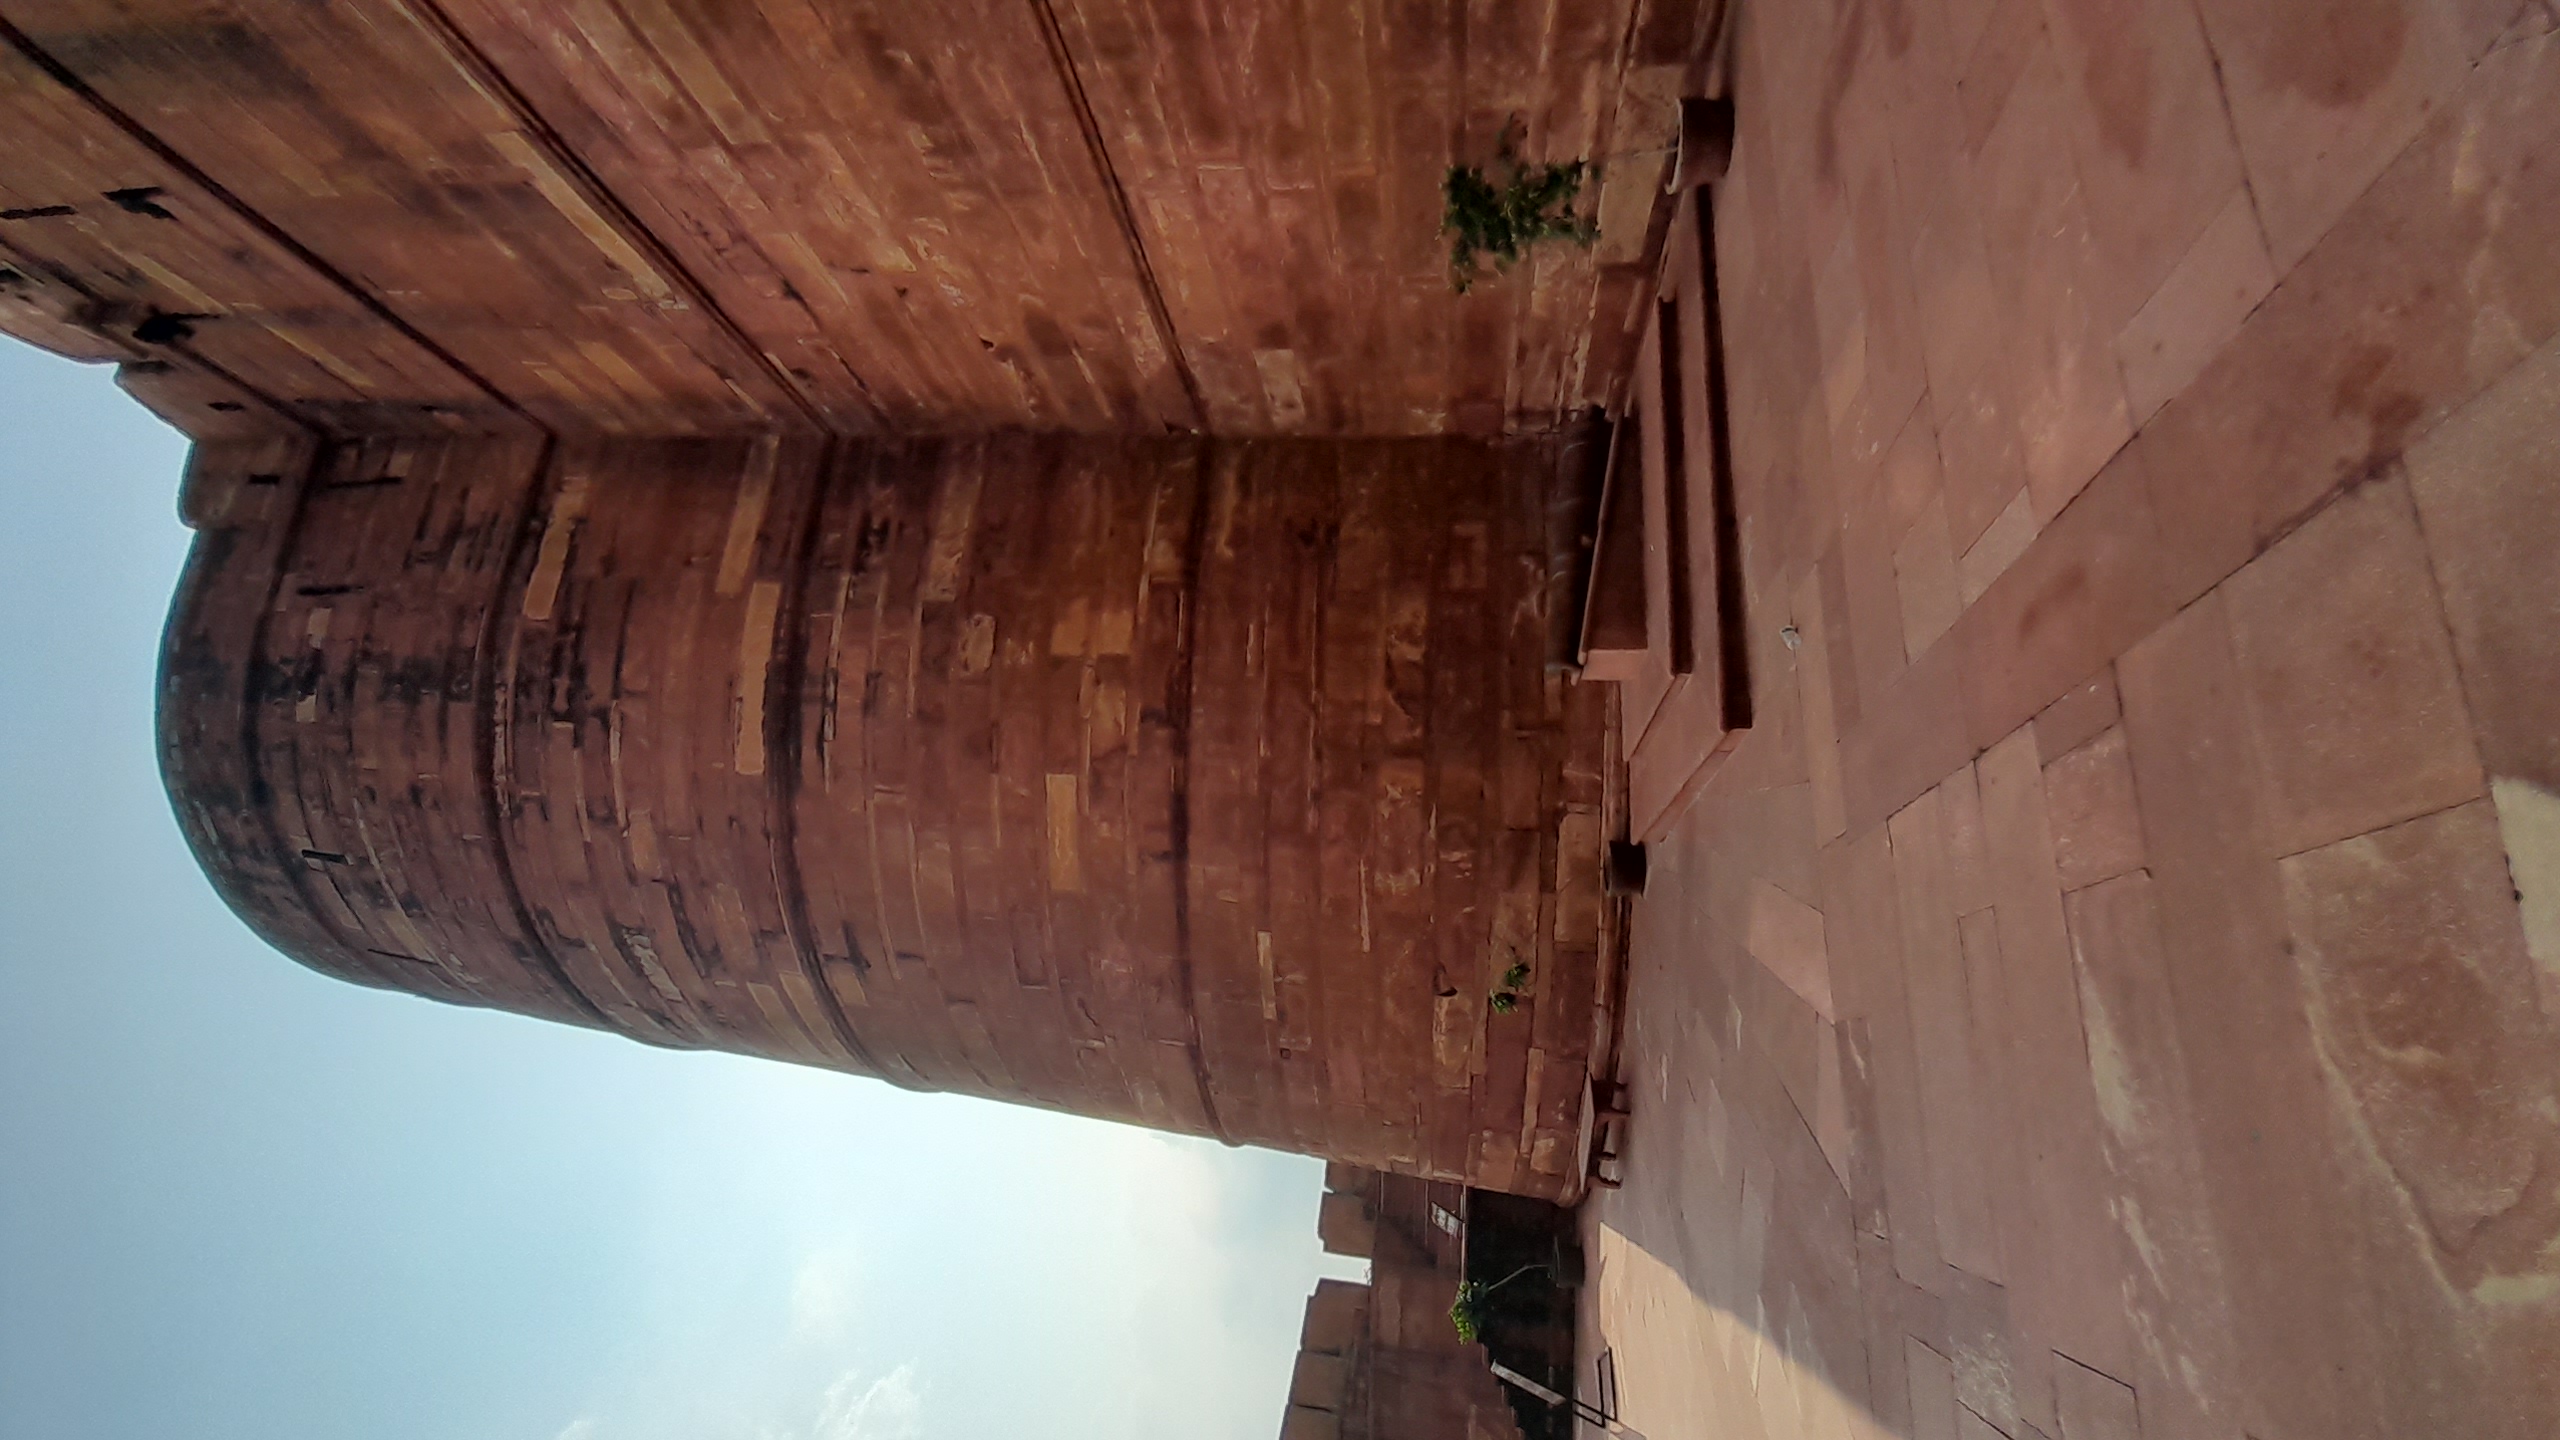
{"left": 160, "top": 431, "right": 1610, "bottom": 1198}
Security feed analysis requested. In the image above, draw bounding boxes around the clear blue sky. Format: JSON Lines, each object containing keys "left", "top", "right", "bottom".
{"left": 0, "top": 338, "right": 1359, "bottom": 1440}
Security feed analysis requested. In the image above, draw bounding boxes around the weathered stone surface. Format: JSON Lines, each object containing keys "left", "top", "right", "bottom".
{"left": 16, "top": 0, "right": 2560, "bottom": 1427}
{"left": 1578, "top": 8, "right": 2560, "bottom": 1440}
{"left": 2278, "top": 799, "right": 2560, "bottom": 1295}
{"left": 2040, "top": 727, "right": 2144, "bottom": 891}
{"left": 2406, "top": 334, "right": 2560, "bottom": 792}
{"left": 158, "top": 434, "right": 1607, "bottom": 1197}
{"left": 2221, "top": 475, "right": 2485, "bottom": 856}
{"left": 1285, "top": 1170, "right": 1529, "bottom": 1440}
{"left": 0, "top": 0, "right": 1674, "bottom": 437}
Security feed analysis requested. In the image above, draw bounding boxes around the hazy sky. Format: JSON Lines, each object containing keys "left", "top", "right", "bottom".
{"left": 0, "top": 339, "right": 1359, "bottom": 1440}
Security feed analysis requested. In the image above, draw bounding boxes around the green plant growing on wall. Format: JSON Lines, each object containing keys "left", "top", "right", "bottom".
{"left": 1450, "top": 1262, "right": 1547, "bottom": 1343}
{"left": 1450, "top": 1281, "right": 1487, "bottom": 1343}
{"left": 1440, "top": 126, "right": 1597, "bottom": 294}
{"left": 1489, "top": 960, "right": 1532, "bottom": 1013}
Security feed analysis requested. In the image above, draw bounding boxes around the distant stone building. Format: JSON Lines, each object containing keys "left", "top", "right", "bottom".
{"left": 1278, "top": 1166, "right": 1527, "bottom": 1440}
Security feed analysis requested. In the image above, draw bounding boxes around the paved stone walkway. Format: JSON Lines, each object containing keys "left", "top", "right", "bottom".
{"left": 1579, "top": 2, "right": 2560, "bottom": 1437}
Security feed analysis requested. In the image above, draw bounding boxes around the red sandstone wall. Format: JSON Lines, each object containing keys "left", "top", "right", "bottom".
{"left": 0, "top": 0, "right": 1696, "bottom": 1201}
{"left": 0, "top": 0, "right": 1723, "bottom": 437}
{"left": 1280, "top": 1170, "right": 1528, "bottom": 1440}
{"left": 159, "top": 433, "right": 1608, "bottom": 1196}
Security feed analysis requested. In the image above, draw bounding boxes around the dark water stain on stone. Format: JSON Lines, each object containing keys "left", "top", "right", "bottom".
{"left": 1879, "top": 0, "right": 1916, "bottom": 58}
{"left": 2077, "top": 0, "right": 2156, "bottom": 166}
{"left": 2331, "top": 339, "right": 2426, "bottom": 473}
{"left": 2016, "top": 561, "right": 2091, "bottom": 648}
{"left": 1815, "top": 0, "right": 1875, "bottom": 186}
{"left": 2237, "top": 0, "right": 2410, "bottom": 108}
